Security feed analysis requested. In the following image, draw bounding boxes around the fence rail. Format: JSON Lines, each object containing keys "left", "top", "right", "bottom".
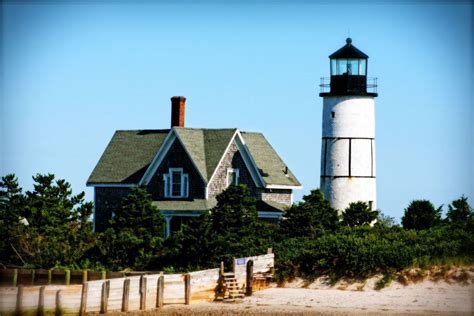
{"left": 0, "top": 253, "right": 274, "bottom": 315}
{"left": 0, "top": 269, "right": 138, "bottom": 287}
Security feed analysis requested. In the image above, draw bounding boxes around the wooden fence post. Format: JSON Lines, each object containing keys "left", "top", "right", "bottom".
{"left": 82, "top": 270, "right": 88, "bottom": 284}
{"left": 15, "top": 285, "right": 23, "bottom": 316}
{"left": 100, "top": 280, "right": 110, "bottom": 314}
{"left": 38, "top": 286, "right": 46, "bottom": 316}
{"left": 31, "top": 269, "right": 36, "bottom": 285}
{"left": 184, "top": 274, "right": 191, "bottom": 305}
{"left": 13, "top": 269, "right": 18, "bottom": 287}
{"left": 139, "top": 275, "right": 147, "bottom": 310}
{"left": 80, "top": 282, "right": 88, "bottom": 316}
{"left": 122, "top": 279, "right": 130, "bottom": 312}
{"left": 65, "top": 270, "right": 70, "bottom": 286}
{"left": 48, "top": 269, "right": 52, "bottom": 285}
{"left": 246, "top": 260, "right": 254, "bottom": 296}
{"left": 156, "top": 274, "right": 164, "bottom": 309}
{"left": 101, "top": 271, "right": 106, "bottom": 280}
{"left": 55, "top": 290, "right": 63, "bottom": 316}
{"left": 220, "top": 261, "right": 224, "bottom": 277}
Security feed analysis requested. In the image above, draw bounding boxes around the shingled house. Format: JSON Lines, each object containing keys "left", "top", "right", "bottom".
{"left": 87, "top": 97, "right": 301, "bottom": 237}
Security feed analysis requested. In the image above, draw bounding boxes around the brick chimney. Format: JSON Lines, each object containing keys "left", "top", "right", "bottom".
{"left": 171, "top": 96, "right": 186, "bottom": 128}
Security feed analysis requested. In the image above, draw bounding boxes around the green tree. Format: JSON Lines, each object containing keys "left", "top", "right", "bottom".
{"left": 208, "top": 184, "right": 271, "bottom": 264}
{"left": 446, "top": 196, "right": 473, "bottom": 231}
{"left": 157, "top": 213, "right": 213, "bottom": 270}
{"left": 0, "top": 174, "right": 27, "bottom": 266}
{"left": 98, "top": 188, "right": 164, "bottom": 270}
{"left": 401, "top": 200, "right": 441, "bottom": 230}
{"left": 157, "top": 185, "right": 274, "bottom": 271}
{"left": 22, "top": 174, "right": 95, "bottom": 268}
{"left": 375, "top": 212, "right": 397, "bottom": 228}
{"left": 280, "top": 189, "right": 339, "bottom": 238}
{"left": 209, "top": 185, "right": 258, "bottom": 235}
{"left": 341, "top": 201, "right": 379, "bottom": 227}
{"left": 1, "top": 173, "right": 95, "bottom": 268}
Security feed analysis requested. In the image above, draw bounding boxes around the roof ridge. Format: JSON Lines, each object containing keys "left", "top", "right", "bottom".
{"left": 174, "top": 127, "right": 238, "bottom": 131}
{"left": 241, "top": 131, "right": 262, "bottom": 135}
{"left": 114, "top": 129, "right": 170, "bottom": 132}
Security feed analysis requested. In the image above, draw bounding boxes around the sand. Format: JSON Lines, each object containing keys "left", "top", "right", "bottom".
{"left": 158, "top": 277, "right": 474, "bottom": 315}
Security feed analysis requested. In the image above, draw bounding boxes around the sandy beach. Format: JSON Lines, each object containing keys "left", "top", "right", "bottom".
{"left": 157, "top": 276, "right": 474, "bottom": 315}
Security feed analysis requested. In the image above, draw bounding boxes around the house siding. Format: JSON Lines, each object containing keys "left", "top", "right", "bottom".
{"left": 148, "top": 138, "right": 206, "bottom": 200}
{"left": 94, "top": 187, "right": 132, "bottom": 232}
{"left": 208, "top": 141, "right": 257, "bottom": 199}
{"left": 258, "top": 188, "right": 292, "bottom": 206}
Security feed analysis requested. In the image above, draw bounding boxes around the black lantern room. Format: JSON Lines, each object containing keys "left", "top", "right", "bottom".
{"left": 320, "top": 38, "right": 377, "bottom": 97}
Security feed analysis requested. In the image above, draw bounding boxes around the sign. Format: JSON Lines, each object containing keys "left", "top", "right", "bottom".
{"left": 236, "top": 258, "right": 246, "bottom": 265}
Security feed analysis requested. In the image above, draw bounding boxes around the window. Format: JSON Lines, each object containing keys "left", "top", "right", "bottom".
{"left": 163, "top": 168, "right": 189, "bottom": 198}
{"left": 348, "top": 59, "right": 359, "bottom": 75}
{"left": 359, "top": 59, "right": 367, "bottom": 75}
{"left": 331, "top": 58, "right": 366, "bottom": 75}
{"left": 336, "top": 59, "right": 347, "bottom": 75}
{"left": 331, "top": 111, "right": 335, "bottom": 118}
{"left": 226, "top": 168, "right": 240, "bottom": 187}
{"left": 368, "top": 201, "right": 373, "bottom": 210}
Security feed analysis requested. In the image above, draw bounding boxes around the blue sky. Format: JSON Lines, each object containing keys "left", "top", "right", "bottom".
{"left": 1, "top": 1, "right": 472, "bottom": 221}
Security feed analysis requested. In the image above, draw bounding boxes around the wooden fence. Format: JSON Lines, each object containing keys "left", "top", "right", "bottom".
{"left": 233, "top": 253, "right": 275, "bottom": 284}
{"left": 0, "top": 253, "right": 274, "bottom": 315}
{"left": 0, "top": 269, "right": 130, "bottom": 287}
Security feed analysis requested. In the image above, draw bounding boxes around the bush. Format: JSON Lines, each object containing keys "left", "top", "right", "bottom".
{"left": 273, "top": 225, "right": 474, "bottom": 282}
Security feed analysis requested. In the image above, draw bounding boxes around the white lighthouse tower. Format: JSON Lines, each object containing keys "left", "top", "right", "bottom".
{"left": 319, "top": 38, "right": 377, "bottom": 211}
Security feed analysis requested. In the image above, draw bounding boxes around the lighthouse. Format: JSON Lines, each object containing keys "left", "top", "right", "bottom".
{"left": 319, "top": 38, "right": 378, "bottom": 211}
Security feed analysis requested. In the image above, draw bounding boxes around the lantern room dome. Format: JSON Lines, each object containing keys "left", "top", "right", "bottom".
{"left": 329, "top": 38, "right": 368, "bottom": 59}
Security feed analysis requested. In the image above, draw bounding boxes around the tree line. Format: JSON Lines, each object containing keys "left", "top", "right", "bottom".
{"left": 1, "top": 173, "right": 473, "bottom": 282}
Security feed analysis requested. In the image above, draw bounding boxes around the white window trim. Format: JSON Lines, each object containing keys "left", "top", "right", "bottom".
{"left": 183, "top": 174, "right": 189, "bottom": 197}
{"left": 163, "top": 174, "right": 170, "bottom": 197}
{"left": 226, "top": 168, "right": 240, "bottom": 187}
{"left": 164, "top": 168, "right": 189, "bottom": 198}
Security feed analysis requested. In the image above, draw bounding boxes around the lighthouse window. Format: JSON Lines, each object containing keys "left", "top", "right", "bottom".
{"left": 348, "top": 59, "right": 359, "bottom": 75}
{"left": 331, "top": 111, "right": 335, "bottom": 118}
{"left": 332, "top": 58, "right": 367, "bottom": 76}
{"left": 359, "top": 59, "right": 367, "bottom": 75}
{"left": 336, "top": 59, "right": 347, "bottom": 75}
{"left": 331, "top": 59, "right": 337, "bottom": 75}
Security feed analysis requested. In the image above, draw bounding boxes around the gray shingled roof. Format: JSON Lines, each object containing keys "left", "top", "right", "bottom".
{"left": 153, "top": 198, "right": 217, "bottom": 211}
{"left": 87, "top": 128, "right": 300, "bottom": 187}
{"left": 174, "top": 128, "right": 236, "bottom": 182}
{"left": 87, "top": 130, "right": 169, "bottom": 184}
{"left": 242, "top": 132, "right": 301, "bottom": 187}
{"left": 153, "top": 198, "right": 287, "bottom": 212}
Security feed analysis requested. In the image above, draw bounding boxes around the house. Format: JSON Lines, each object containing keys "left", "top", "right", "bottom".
{"left": 87, "top": 96, "right": 301, "bottom": 236}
